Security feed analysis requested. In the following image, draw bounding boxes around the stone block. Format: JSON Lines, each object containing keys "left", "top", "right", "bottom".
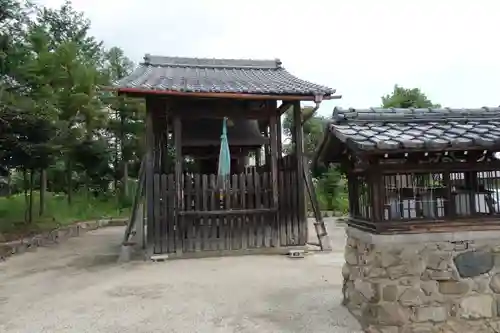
{"left": 365, "top": 266, "right": 387, "bottom": 278}
{"left": 382, "top": 285, "right": 400, "bottom": 302}
{"left": 472, "top": 277, "right": 491, "bottom": 293}
{"left": 399, "top": 287, "right": 426, "bottom": 306}
{"left": 363, "top": 303, "right": 410, "bottom": 326}
{"left": 454, "top": 250, "right": 493, "bottom": 278}
{"left": 341, "top": 263, "right": 351, "bottom": 279}
{"left": 354, "top": 279, "right": 379, "bottom": 302}
{"left": 427, "top": 252, "right": 452, "bottom": 270}
{"left": 423, "top": 269, "right": 455, "bottom": 281}
{"left": 491, "top": 274, "right": 500, "bottom": 293}
{"left": 420, "top": 281, "right": 439, "bottom": 296}
{"left": 458, "top": 295, "right": 494, "bottom": 319}
{"left": 381, "top": 252, "right": 400, "bottom": 267}
{"left": 345, "top": 247, "right": 358, "bottom": 265}
{"left": 403, "top": 323, "right": 439, "bottom": 333}
{"left": 413, "top": 306, "right": 448, "bottom": 323}
{"left": 366, "top": 326, "right": 399, "bottom": 333}
{"left": 438, "top": 281, "right": 470, "bottom": 295}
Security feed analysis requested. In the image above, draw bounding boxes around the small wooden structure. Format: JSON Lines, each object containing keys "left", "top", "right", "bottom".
{"left": 315, "top": 107, "right": 500, "bottom": 234}
{"left": 112, "top": 55, "right": 338, "bottom": 256}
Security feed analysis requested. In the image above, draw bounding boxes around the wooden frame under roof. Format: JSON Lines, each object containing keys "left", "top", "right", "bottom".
{"left": 315, "top": 107, "right": 500, "bottom": 234}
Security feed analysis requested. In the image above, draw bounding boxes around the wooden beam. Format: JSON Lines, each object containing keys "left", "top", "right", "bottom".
{"left": 277, "top": 101, "right": 293, "bottom": 115}
{"left": 107, "top": 86, "right": 342, "bottom": 101}
{"left": 178, "top": 208, "right": 276, "bottom": 217}
{"left": 269, "top": 104, "right": 280, "bottom": 246}
{"left": 144, "top": 97, "right": 156, "bottom": 248}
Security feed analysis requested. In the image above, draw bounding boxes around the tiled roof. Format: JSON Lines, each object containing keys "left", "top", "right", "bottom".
{"left": 328, "top": 107, "right": 500, "bottom": 151}
{"left": 114, "top": 55, "right": 334, "bottom": 97}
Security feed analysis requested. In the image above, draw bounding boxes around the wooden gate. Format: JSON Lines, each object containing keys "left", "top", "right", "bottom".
{"left": 149, "top": 158, "right": 306, "bottom": 255}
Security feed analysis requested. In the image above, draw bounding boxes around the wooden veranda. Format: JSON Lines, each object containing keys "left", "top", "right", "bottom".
{"left": 111, "top": 55, "right": 339, "bottom": 257}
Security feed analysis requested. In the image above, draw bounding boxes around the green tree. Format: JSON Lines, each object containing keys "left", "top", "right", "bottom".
{"left": 382, "top": 85, "right": 441, "bottom": 108}
{"left": 282, "top": 106, "right": 326, "bottom": 159}
{"left": 102, "top": 47, "right": 144, "bottom": 197}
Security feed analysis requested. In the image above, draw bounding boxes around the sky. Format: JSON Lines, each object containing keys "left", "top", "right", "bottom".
{"left": 39, "top": 0, "right": 500, "bottom": 117}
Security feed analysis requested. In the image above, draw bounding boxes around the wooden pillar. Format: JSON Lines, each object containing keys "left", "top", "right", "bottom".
{"left": 173, "top": 115, "right": 183, "bottom": 254}
{"left": 269, "top": 101, "right": 280, "bottom": 247}
{"left": 277, "top": 110, "right": 282, "bottom": 157}
{"left": 292, "top": 101, "right": 306, "bottom": 239}
{"left": 370, "top": 171, "right": 384, "bottom": 223}
{"left": 264, "top": 122, "right": 270, "bottom": 167}
{"left": 144, "top": 97, "right": 155, "bottom": 249}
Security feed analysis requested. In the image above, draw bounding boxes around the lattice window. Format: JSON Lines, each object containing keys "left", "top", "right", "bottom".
{"left": 382, "top": 172, "right": 446, "bottom": 221}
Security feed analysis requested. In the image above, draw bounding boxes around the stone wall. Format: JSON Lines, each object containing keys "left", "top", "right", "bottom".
{"left": 0, "top": 218, "right": 127, "bottom": 261}
{"left": 343, "top": 227, "right": 500, "bottom": 333}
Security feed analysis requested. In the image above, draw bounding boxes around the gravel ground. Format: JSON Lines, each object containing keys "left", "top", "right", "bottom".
{"left": 0, "top": 219, "right": 362, "bottom": 333}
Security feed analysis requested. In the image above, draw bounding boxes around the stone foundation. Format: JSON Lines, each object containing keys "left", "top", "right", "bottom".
{"left": 343, "top": 227, "right": 500, "bottom": 333}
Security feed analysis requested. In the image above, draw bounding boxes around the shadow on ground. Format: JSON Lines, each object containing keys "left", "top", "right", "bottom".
{"left": 0, "top": 219, "right": 361, "bottom": 333}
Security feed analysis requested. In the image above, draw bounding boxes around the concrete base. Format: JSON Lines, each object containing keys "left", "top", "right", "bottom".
{"left": 117, "top": 244, "right": 133, "bottom": 263}
{"left": 343, "top": 227, "right": 500, "bottom": 332}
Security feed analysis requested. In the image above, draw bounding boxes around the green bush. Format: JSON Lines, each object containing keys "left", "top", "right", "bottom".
{"left": 0, "top": 191, "right": 132, "bottom": 235}
{"left": 314, "top": 166, "right": 349, "bottom": 214}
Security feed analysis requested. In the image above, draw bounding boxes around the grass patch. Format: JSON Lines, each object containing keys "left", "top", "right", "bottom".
{"left": 0, "top": 191, "right": 131, "bottom": 240}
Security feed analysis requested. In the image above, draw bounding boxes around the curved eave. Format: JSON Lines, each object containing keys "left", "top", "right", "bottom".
{"left": 102, "top": 86, "right": 339, "bottom": 101}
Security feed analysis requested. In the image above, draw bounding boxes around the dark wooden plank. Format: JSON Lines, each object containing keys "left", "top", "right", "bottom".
{"left": 262, "top": 172, "right": 272, "bottom": 247}
{"left": 231, "top": 174, "right": 240, "bottom": 250}
{"left": 201, "top": 174, "right": 209, "bottom": 251}
{"left": 184, "top": 173, "right": 193, "bottom": 252}
{"left": 290, "top": 169, "right": 299, "bottom": 245}
{"left": 160, "top": 174, "right": 168, "bottom": 253}
{"left": 254, "top": 171, "right": 264, "bottom": 248}
{"left": 239, "top": 173, "right": 248, "bottom": 249}
{"left": 194, "top": 174, "right": 202, "bottom": 252}
{"left": 153, "top": 173, "right": 161, "bottom": 253}
{"left": 278, "top": 168, "right": 287, "bottom": 247}
{"left": 209, "top": 174, "right": 218, "bottom": 251}
{"left": 173, "top": 115, "right": 183, "bottom": 255}
{"left": 179, "top": 208, "right": 277, "bottom": 216}
{"left": 285, "top": 163, "right": 294, "bottom": 246}
{"left": 167, "top": 174, "right": 176, "bottom": 253}
{"left": 246, "top": 173, "right": 256, "bottom": 248}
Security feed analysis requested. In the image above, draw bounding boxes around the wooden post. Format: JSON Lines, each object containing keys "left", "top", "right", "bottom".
{"left": 173, "top": 115, "right": 183, "bottom": 254}
{"left": 292, "top": 101, "right": 306, "bottom": 243}
{"left": 144, "top": 97, "right": 155, "bottom": 249}
{"left": 264, "top": 122, "right": 270, "bottom": 167}
{"left": 269, "top": 103, "right": 280, "bottom": 247}
{"left": 370, "top": 172, "right": 384, "bottom": 223}
{"left": 277, "top": 110, "right": 282, "bottom": 156}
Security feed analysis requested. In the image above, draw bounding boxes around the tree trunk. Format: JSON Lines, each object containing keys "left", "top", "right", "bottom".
{"left": 39, "top": 169, "right": 47, "bottom": 216}
{"left": 6, "top": 169, "right": 11, "bottom": 197}
{"left": 122, "top": 160, "right": 129, "bottom": 198}
{"left": 66, "top": 158, "right": 72, "bottom": 205}
{"left": 28, "top": 170, "right": 34, "bottom": 224}
{"left": 22, "top": 169, "right": 28, "bottom": 223}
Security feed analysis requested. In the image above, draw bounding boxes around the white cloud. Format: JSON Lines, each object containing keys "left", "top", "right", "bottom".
{"left": 38, "top": 0, "right": 500, "bottom": 116}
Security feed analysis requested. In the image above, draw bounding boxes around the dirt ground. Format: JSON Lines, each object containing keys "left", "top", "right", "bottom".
{"left": 0, "top": 219, "right": 362, "bottom": 333}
